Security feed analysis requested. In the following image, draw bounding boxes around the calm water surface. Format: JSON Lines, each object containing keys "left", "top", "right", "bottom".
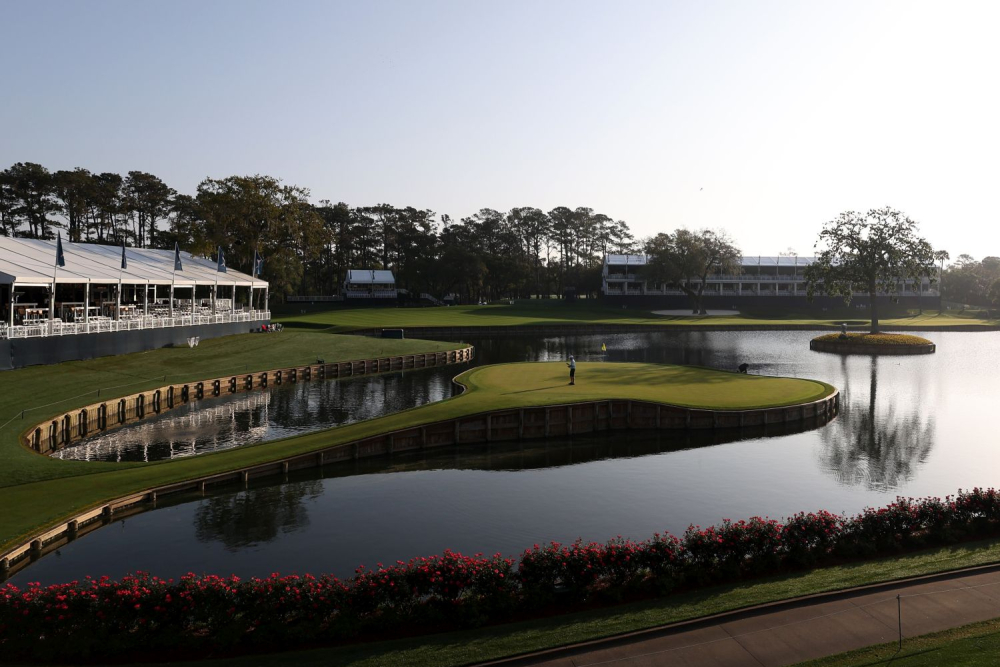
{"left": 13, "top": 330, "right": 1000, "bottom": 585}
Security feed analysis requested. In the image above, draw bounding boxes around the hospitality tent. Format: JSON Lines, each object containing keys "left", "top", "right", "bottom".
{"left": 0, "top": 237, "right": 268, "bottom": 332}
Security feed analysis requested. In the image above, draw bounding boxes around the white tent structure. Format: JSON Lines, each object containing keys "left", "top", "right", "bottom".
{"left": 0, "top": 237, "right": 269, "bottom": 339}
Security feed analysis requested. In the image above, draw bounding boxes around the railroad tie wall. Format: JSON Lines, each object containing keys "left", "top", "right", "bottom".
{"left": 23, "top": 347, "right": 474, "bottom": 455}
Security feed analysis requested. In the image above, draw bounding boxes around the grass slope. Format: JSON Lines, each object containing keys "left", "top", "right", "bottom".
{"left": 275, "top": 302, "right": 999, "bottom": 332}
{"left": 0, "top": 361, "right": 831, "bottom": 558}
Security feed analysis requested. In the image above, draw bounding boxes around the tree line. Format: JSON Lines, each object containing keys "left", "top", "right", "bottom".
{"left": 0, "top": 162, "right": 637, "bottom": 302}
{"left": 941, "top": 254, "right": 1000, "bottom": 309}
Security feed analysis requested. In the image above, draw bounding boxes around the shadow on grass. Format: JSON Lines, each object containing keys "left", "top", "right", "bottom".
{"left": 502, "top": 384, "right": 572, "bottom": 394}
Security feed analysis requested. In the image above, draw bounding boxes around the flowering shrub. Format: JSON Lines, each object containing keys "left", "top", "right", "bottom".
{"left": 781, "top": 511, "right": 841, "bottom": 567}
{"left": 813, "top": 332, "right": 932, "bottom": 346}
{"left": 5, "top": 488, "right": 1000, "bottom": 661}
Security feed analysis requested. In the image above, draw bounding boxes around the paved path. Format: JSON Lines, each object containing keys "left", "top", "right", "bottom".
{"left": 488, "top": 564, "right": 1000, "bottom": 667}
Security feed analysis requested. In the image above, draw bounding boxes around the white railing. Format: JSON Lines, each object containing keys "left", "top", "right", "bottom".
{"left": 1, "top": 310, "right": 270, "bottom": 340}
{"left": 286, "top": 295, "right": 343, "bottom": 302}
{"left": 344, "top": 289, "right": 397, "bottom": 299}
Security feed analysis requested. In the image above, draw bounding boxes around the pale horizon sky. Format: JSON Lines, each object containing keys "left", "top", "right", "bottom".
{"left": 3, "top": 0, "right": 999, "bottom": 259}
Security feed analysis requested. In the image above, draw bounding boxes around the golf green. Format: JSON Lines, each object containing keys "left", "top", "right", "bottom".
{"left": 456, "top": 362, "right": 835, "bottom": 411}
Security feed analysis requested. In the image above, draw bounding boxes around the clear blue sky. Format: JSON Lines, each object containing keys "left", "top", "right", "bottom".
{"left": 3, "top": 0, "right": 998, "bottom": 258}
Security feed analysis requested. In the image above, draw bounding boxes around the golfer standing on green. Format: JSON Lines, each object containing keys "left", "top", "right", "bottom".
{"left": 567, "top": 355, "right": 576, "bottom": 385}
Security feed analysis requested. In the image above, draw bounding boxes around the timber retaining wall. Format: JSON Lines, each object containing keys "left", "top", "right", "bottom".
{"left": 2, "top": 388, "right": 837, "bottom": 576}
{"left": 21, "top": 346, "right": 475, "bottom": 456}
{"left": 810, "top": 339, "right": 936, "bottom": 355}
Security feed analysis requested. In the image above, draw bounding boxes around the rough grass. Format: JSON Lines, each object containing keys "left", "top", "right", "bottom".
{"left": 793, "top": 617, "right": 1000, "bottom": 666}
{"left": 274, "top": 302, "right": 999, "bottom": 332}
{"left": 813, "top": 332, "right": 934, "bottom": 346}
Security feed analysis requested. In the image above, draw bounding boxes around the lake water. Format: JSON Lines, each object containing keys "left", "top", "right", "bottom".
{"left": 12, "top": 330, "right": 1000, "bottom": 585}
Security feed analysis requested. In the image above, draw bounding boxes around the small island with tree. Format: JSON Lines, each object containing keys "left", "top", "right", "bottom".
{"left": 805, "top": 206, "right": 938, "bottom": 354}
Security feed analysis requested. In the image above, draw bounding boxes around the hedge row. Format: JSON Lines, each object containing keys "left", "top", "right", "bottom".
{"left": 4, "top": 488, "right": 1000, "bottom": 661}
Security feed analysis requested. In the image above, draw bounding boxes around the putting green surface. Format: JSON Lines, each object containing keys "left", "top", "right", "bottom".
{"left": 276, "top": 302, "right": 999, "bottom": 332}
{"left": 457, "top": 362, "right": 834, "bottom": 411}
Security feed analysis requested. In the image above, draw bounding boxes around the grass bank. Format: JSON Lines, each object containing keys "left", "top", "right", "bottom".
{"left": 0, "top": 331, "right": 464, "bottom": 549}
{"left": 274, "top": 302, "right": 1000, "bottom": 332}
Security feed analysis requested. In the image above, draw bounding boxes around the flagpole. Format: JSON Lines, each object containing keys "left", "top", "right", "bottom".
{"left": 117, "top": 264, "right": 123, "bottom": 325}
{"left": 170, "top": 243, "right": 176, "bottom": 319}
{"left": 50, "top": 258, "right": 58, "bottom": 335}
{"left": 50, "top": 233, "right": 62, "bottom": 335}
{"left": 214, "top": 246, "right": 220, "bottom": 317}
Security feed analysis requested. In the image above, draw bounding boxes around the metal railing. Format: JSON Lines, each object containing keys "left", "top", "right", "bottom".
{"left": 0, "top": 310, "right": 270, "bottom": 340}
{"left": 285, "top": 295, "right": 343, "bottom": 302}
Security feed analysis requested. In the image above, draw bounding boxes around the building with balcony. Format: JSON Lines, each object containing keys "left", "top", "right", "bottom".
{"left": 343, "top": 269, "right": 398, "bottom": 301}
{"left": 601, "top": 254, "right": 940, "bottom": 311}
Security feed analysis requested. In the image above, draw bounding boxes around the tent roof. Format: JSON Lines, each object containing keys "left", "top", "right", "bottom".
{"left": 346, "top": 269, "right": 395, "bottom": 284}
{"left": 0, "top": 237, "right": 268, "bottom": 287}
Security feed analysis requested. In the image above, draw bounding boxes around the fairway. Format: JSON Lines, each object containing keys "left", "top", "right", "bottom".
{"left": 276, "top": 302, "right": 999, "bottom": 332}
{"left": 458, "top": 361, "right": 834, "bottom": 411}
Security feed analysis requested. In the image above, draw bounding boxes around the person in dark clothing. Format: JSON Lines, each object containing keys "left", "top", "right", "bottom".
{"left": 568, "top": 355, "right": 576, "bottom": 385}
{"left": 738, "top": 363, "right": 749, "bottom": 374}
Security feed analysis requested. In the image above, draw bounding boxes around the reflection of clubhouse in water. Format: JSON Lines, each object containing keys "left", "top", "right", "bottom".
{"left": 817, "top": 356, "right": 934, "bottom": 491}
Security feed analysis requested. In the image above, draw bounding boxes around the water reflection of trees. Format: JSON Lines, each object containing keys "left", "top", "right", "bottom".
{"left": 194, "top": 481, "right": 323, "bottom": 551}
{"left": 818, "top": 356, "right": 935, "bottom": 491}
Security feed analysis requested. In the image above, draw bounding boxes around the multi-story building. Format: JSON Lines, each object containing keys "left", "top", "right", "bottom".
{"left": 601, "top": 254, "right": 940, "bottom": 311}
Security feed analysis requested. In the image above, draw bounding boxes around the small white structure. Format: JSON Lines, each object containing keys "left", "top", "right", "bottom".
{"left": 344, "top": 269, "right": 397, "bottom": 299}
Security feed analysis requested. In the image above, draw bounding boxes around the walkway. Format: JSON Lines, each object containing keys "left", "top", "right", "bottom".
{"left": 492, "top": 563, "right": 1000, "bottom": 667}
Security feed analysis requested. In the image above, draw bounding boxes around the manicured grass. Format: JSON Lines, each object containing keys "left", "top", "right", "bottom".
{"left": 140, "top": 538, "right": 1000, "bottom": 667}
{"left": 813, "top": 332, "right": 933, "bottom": 346}
{"left": 0, "top": 331, "right": 464, "bottom": 549}
{"left": 274, "top": 302, "right": 1000, "bottom": 332}
{"left": 0, "top": 361, "right": 831, "bottom": 554}
{"left": 458, "top": 361, "right": 834, "bottom": 411}
{"left": 793, "top": 617, "right": 1000, "bottom": 666}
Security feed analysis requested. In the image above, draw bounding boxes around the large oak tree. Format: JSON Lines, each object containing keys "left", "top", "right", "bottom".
{"left": 644, "top": 229, "right": 741, "bottom": 314}
{"left": 805, "top": 207, "right": 937, "bottom": 333}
